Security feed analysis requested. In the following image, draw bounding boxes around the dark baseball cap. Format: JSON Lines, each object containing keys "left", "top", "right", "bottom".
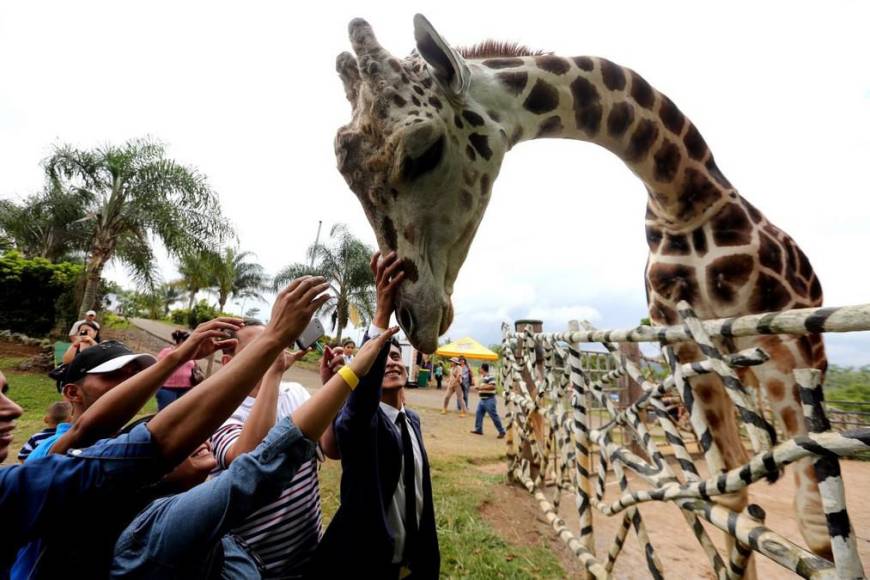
{"left": 65, "top": 340, "right": 157, "bottom": 384}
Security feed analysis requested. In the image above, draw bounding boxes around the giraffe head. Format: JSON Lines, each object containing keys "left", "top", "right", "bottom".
{"left": 335, "top": 15, "right": 508, "bottom": 352}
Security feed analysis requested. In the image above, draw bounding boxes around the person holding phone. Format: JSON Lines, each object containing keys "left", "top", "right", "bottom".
{"left": 61, "top": 321, "right": 101, "bottom": 364}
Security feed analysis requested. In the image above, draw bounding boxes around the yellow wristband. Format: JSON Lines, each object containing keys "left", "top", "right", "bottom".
{"left": 338, "top": 365, "right": 359, "bottom": 391}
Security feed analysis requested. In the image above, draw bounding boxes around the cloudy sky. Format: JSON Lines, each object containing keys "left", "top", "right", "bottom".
{"left": 2, "top": 1, "right": 869, "bottom": 364}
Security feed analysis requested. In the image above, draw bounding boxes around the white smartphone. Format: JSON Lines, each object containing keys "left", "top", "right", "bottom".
{"left": 296, "top": 318, "right": 325, "bottom": 352}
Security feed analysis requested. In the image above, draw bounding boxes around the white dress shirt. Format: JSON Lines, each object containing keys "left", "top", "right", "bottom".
{"left": 379, "top": 402, "right": 424, "bottom": 564}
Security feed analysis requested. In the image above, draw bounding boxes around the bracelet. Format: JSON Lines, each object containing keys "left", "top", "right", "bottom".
{"left": 337, "top": 366, "right": 359, "bottom": 391}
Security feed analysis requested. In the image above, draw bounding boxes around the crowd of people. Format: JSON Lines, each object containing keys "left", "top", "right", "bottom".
{"left": 0, "top": 251, "right": 509, "bottom": 578}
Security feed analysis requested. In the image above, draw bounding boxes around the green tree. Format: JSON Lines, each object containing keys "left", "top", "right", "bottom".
{"left": 177, "top": 250, "right": 217, "bottom": 315}
{"left": 273, "top": 223, "right": 374, "bottom": 342}
{"left": 0, "top": 186, "right": 89, "bottom": 262}
{"left": 209, "top": 247, "right": 269, "bottom": 314}
{"left": 44, "top": 138, "right": 232, "bottom": 319}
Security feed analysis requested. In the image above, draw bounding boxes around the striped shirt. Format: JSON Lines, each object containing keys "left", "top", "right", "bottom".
{"left": 210, "top": 382, "right": 322, "bottom": 578}
{"left": 17, "top": 427, "right": 58, "bottom": 461}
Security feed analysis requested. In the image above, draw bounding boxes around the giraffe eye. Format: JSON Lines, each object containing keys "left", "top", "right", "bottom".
{"left": 401, "top": 135, "right": 444, "bottom": 181}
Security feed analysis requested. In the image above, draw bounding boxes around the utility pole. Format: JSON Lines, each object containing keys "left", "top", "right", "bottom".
{"left": 310, "top": 220, "right": 323, "bottom": 268}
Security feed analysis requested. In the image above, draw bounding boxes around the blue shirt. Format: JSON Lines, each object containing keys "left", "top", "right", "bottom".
{"left": 1, "top": 424, "right": 165, "bottom": 578}
{"left": 23, "top": 422, "right": 71, "bottom": 462}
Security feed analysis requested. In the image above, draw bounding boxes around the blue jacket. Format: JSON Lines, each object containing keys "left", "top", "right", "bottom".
{"left": 310, "top": 343, "right": 440, "bottom": 579}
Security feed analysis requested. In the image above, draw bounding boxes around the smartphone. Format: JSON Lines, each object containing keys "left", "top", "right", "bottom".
{"left": 296, "top": 318, "right": 325, "bottom": 353}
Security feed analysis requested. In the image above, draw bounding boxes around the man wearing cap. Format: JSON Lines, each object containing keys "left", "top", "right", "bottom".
{"left": 25, "top": 341, "right": 157, "bottom": 462}
{"left": 68, "top": 310, "right": 101, "bottom": 340}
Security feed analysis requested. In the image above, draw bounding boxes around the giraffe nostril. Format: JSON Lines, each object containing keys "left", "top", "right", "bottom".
{"left": 398, "top": 306, "right": 415, "bottom": 335}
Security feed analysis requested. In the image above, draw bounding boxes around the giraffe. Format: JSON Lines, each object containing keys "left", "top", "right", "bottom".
{"left": 333, "top": 13, "right": 832, "bottom": 567}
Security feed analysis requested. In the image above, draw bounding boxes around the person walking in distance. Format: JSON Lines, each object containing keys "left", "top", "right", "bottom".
{"left": 470, "top": 363, "right": 505, "bottom": 438}
{"left": 441, "top": 358, "right": 467, "bottom": 417}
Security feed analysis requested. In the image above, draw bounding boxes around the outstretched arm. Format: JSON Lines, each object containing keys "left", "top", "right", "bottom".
{"left": 52, "top": 318, "right": 244, "bottom": 455}
{"left": 146, "top": 277, "right": 330, "bottom": 465}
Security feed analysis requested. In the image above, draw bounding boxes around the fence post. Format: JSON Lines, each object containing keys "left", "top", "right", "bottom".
{"left": 515, "top": 319, "right": 545, "bottom": 482}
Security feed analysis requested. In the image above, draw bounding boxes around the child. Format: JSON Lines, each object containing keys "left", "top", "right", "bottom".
{"left": 470, "top": 363, "right": 505, "bottom": 438}
{"left": 18, "top": 401, "right": 72, "bottom": 462}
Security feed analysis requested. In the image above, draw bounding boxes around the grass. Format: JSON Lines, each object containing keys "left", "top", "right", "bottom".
{"left": 1, "top": 355, "right": 156, "bottom": 464}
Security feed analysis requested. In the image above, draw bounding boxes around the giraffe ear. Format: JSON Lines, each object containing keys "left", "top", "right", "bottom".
{"left": 413, "top": 14, "right": 469, "bottom": 97}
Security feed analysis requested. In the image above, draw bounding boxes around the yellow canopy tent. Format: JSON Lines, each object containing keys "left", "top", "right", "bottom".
{"left": 435, "top": 337, "right": 499, "bottom": 361}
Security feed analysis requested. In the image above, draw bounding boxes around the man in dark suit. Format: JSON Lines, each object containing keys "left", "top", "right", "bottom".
{"left": 312, "top": 251, "right": 439, "bottom": 579}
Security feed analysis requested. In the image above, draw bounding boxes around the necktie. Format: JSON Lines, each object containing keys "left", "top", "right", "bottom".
{"left": 397, "top": 412, "right": 418, "bottom": 558}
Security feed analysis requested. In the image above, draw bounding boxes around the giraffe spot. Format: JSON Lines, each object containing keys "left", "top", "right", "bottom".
{"left": 454, "top": 114, "right": 463, "bottom": 129}
{"left": 661, "top": 233, "right": 690, "bottom": 255}
{"left": 573, "top": 56, "right": 594, "bottom": 71}
{"left": 535, "top": 55, "right": 570, "bottom": 75}
{"left": 496, "top": 71, "right": 528, "bottom": 96}
{"left": 480, "top": 173, "right": 491, "bottom": 197}
{"left": 658, "top": 95, "right": 685, "bottom": 134}
{"left": 462, "top": 110, "right": 484, "bottom": 127}
{"left": 421, "top": 77, "right": 432, "bottom": 88}
{"left": 523, "top": 79, "right": 560, "bottom": 114}
{"left": 460, "top": 189, "right": 474, "bottom": 209}
{"left": 705, "top": 410, "right": 722, "bottom": 429}
{"left": 428, "top": 96, "right": 442, "bottom": 110}
{"left": 413, "top": 85, "right": 424, "bottom": 96}
{"left": 425, "top": 112, "right": 433, "bottom": 119}
{"left": 796, "top": 245, "right": 813, "bottom": 279}
{"left": 691, "top": 226, "right": 708, "bottom": 257}
{"left": 750, "top": 272, "right": 792, "bottom": 313}
{"left": 705, "top": 158, "right": 733, "bottom": 189}
{"left": 391, "top": 94, "right": 407, "bottom": 107}
{"left": 536, "top": 115, "right": 563, "bottom": 137}
{"left": 483, "top": 57, "right": 524, "bottom": 69}
{"left": 607, "top": 102, "right": 635, "bottom": 138}
{"left": 809, "top": 276, "right": 822, "bottom": 302}
{"left": 389, "top": 187, "right": 399, "bottom": 199}
{"left": 647, "top": 263, "right": 699, "bottom": 303}
{"left": 784, "top": 243, "right": 808, "bottom": 294}
{"left": 683, "top": 124, "right": 707, "bottom": 160}
{"left": 626, "top": 119, "right": 659, "bottom": 161}
{"left": 403, "top": 223, "right": 416, "bottom": 244}
{"left": 629, "top": 70, "right": 655, "bottom": 109}
{"left": 400, "top": 258, "right": 419, "bottom": 283}
{"left": 487, "top": 110, "right": 501, "bottom": 122}
{"left": 796, "top": 335, "right": 814, "bottom": 364}
{"left": 469, "top": 133, "right": 493, "bottom": 160}
{"left": 382, "top": 217, "right": 398, "bottom": 251}
{"left": 706, "top": 254, "right": 754, "bottom": 303}
{"left": 411, "top": 95, "right": 421, "bottom": 107}
{"left": 465, "top": 144, "right": 476, "bottom": 161}
{"left": 388, "top": 58, "right": 402, "bottom": 73}
{"left": 400, "top": 73, "right": 410, "bottom": 85}
{"left": 650, "top": 300, "right": 677, "bottom": 324}
{"left": 678, "top": 168, "right": 722, "bottom": 221}
{"left": 767, "top": 379, "right": 785, "bottom": 401}
{"left": 653, "top": 140, "right": 681, "bottom": 183}
{"left": 781, "top": 407, "right": 800, "bottom": 434}
{"left": 758, "top": 231, "right": 783, "bottom": 273}
{"left": 599, "top": 59, "right": 626, "bottom": 91}
{"left": 645, "top": 226, "right": 663, "bottom": 252}
{"left": 711, "top": 203, "right": 752, "bottom": 246}
{"left": 696, "top": 385, "right": 715, "bottom": 403}
{"left": 509, "top": 127, "right": 524, "bottom": 147}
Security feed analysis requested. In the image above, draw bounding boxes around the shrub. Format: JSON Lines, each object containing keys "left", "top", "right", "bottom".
{"left": 0, "top": 251, "right": 82, "bottom": 336}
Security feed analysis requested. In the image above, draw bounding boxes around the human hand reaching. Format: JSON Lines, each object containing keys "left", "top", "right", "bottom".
{"left": 269, "top": 348, "right": 309, "bottom": 376}
{"left": 268, "top": 276, "right": 331, "bottom": 346}
{"left": 177, "top": 317, "right": 245, "bottom": 361}
{"left": 319, "top": 346, "right": 346, "bottom": 384}
{"left": 370, "top": 252, "right": 405, "bottom": 329}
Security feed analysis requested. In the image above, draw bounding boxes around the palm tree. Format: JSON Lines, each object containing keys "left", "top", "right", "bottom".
{"left": 0, "top": 186, "right": 89, "bottom": 261}
{"left": 209, "top": 246, "right": 269, "bottom": 314}
{"left": 177, "top": 250, "right": 218, "bottom": 314}
{"left": 44, "top": 138, "right": 232, "bottom": 318}
{"left": 273, "top": 223, "right": 375, "bottom": 342}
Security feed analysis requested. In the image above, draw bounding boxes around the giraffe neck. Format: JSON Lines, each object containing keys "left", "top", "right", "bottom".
{"left": 466, "top": 55, "right": 736, "bottom": 231}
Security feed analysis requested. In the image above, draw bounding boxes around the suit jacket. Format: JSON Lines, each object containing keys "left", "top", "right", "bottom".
{"left": 309, "top": 344, "right": 440, "bottom": 579}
